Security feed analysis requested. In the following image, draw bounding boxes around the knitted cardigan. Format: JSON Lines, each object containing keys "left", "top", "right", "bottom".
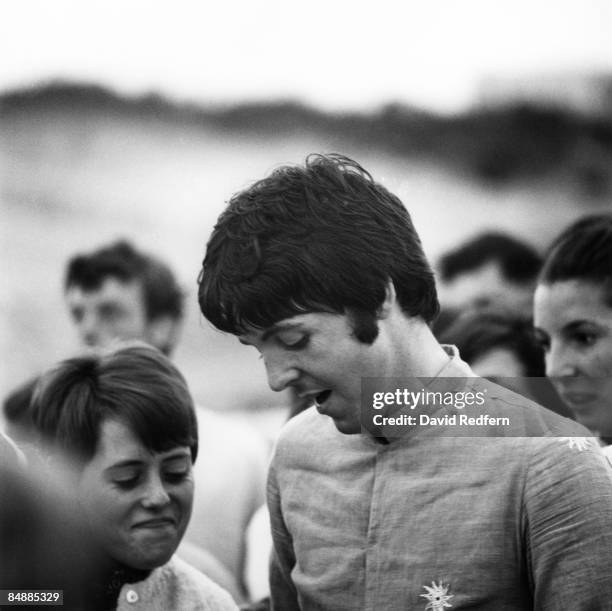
{"left": 115, "top": 556, "right": 238, "bottom": 611}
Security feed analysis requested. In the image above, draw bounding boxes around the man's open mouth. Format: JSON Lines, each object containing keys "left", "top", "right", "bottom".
{"left": 314, "top": 390, "right": 331, "bottom": 407}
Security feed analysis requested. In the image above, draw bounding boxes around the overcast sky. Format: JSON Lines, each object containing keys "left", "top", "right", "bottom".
{"left": 2, "top": 0, "right": 611, "bottom": 113}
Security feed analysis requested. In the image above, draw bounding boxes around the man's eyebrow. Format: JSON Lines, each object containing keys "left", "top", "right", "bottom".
{"left": 239, "top": 322, "right": 304, "bottom": 345}
{"left": 262, "top": 322, "right": 304, "bottom": 341}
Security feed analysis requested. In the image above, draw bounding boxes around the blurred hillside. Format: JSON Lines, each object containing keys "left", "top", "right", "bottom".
{"left": 1, "top": 81, "right": 611, "bottom": 419}
{"left": 4, "top": 81, "right": 612, "bottom": 198}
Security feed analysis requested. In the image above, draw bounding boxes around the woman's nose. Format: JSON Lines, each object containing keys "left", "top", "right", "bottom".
{"left": 546, "top": 342, "right": 579, "bottom": 378}
{"left": 141, "top": 474, "right": 171, "bottom": 509}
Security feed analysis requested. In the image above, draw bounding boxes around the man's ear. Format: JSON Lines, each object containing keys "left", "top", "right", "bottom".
{"left": 378, "top": 280, "right": 397, "bottom": 320}
{"left": 146, "top": 316, "right": 182, "bottom": 355}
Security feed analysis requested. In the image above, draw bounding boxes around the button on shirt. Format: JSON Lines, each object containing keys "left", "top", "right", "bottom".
{"left": 267, "top": 348, "right": 612, "bottom": 610}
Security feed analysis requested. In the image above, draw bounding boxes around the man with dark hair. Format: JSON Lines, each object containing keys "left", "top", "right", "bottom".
{"left": 198, "top": 154, "right": 612, "bottom": 610}
{"left": 65, "top": 240, "right": 184, "bottom": 356}
{"left": 435, "top": 231, "right": 542, "bottom": 330}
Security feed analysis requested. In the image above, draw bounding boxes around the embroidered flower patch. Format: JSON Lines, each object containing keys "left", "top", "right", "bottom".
{"left": 421, "top": 581, "right": 453, "bottom": 610}
{"left": 559, "top": 437, "right": 593, "bottom": 452}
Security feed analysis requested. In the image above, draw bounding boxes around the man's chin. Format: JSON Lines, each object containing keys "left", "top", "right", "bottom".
{"left": 330, "top": 417, "right": 361, "bottom": 435}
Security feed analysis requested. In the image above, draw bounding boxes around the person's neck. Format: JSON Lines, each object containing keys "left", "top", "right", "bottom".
{"left": 387, "top": 316, "right": 451, "bottom": 378}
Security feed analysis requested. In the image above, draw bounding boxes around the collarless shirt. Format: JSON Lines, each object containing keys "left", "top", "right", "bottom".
{"left": 267, "top": 347, "right": 612, "bottom": 610}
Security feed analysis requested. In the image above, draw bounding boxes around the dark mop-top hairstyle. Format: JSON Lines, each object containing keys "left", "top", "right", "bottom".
{"left": 65, "top": 240, "right": 184, "bottom": 323}
{"left": 198, "top": 154, "right": 439, "bottom": 343}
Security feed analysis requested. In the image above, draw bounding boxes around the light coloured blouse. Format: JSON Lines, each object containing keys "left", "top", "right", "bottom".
{"left": 115, "top": 556, "right": 238, "bottom": 611}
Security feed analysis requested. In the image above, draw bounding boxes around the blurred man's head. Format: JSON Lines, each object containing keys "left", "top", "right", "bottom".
{"left": 436, "top": 231, "right": 541, "bottom": 319}
{"left": 64, "top": 240, "right": 184, "bottom": 355}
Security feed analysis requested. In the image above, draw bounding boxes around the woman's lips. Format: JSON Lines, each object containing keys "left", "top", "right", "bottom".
{"left": 561, "top": 391, "right": 599, "bottom": 407}
{"left": 133, "top": 517, "right": 175, "bottom": 529}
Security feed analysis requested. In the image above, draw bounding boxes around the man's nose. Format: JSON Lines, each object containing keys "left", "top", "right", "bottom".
{"left": 545, "top": 341, "right": 578, "bottom": 379}
{"left": 79, "top": 313, "right": 100, "bottom": 347}
{"left": 264, "top": 354, "right": 299, "bottom": 392}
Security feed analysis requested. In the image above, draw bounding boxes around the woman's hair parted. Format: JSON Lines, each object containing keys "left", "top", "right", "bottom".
{"left": 539, "top": 213, "right": 612, "bottom": 306}
{"left": 30, "top": 342, "right": 198, "bottom": 463}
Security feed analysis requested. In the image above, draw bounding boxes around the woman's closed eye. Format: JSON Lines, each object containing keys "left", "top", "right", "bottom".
{"left": 112, "top": 472, "right": 141, "bottom": 489}
{"left": 163, "top": 469, "right": 191, "bottom": 483}
{"left": 162, "top": 456, "right": 192, "bottom": 483}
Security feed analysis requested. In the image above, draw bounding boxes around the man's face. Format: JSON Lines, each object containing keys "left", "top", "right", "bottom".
{"left": 438, "top": 261, "right": 534, "bottom": 317}
{"left": 239, "top": 312, "right": 387, "bottom": 434}
{"left": 65, "top": 277, "right": 150, "bottom": 349}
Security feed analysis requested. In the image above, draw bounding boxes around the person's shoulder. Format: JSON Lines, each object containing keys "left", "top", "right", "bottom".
{"left": 271, "top": 406, "right": 333, "bottom": 462}
{"left": 471, "top": 377, "right": 588, "bottom": 438}
{"left": 157, "top": 556, "right": 239, "bottom": 610}
{"left": 518, "top": 426, "right": 612, "bottom": 499}
{"left": 277, "top": 405, "right": 329, "bottom": 442}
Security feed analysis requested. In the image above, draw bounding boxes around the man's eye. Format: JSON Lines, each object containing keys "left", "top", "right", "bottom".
{"left": 278, "top": 334, "right": 308, "bottom": 349}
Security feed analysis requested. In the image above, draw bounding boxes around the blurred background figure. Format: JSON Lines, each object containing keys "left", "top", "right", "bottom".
{"left": 534, "top": 213, "right": 612, "bottom": 457}
{"left": 25, "top": 343, "right": 237, "bottom": 610}
{"left": 439, "top": 308, "right": 544, "bottom": 378}
{"left": 64, "top": 240, "right": 184, "bottom": 355}
{"left": 1, "top": 433, "right": 101, "bottom": 611}
{"left": 3, "top": 239, "right": 267, "bottom": 603}
{"left": 435, "top": 232, "right": 542, "bottom": 336}
{"left": 438, "top": 307, "right": 573, "bottom": 417}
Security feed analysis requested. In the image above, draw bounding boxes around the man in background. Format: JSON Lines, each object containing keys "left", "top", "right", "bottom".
{"left": 64, "top": 240, "right": 183, "bottom": 355}
{"left": 434, "top": 231, "right": 541, "bottom": 335}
